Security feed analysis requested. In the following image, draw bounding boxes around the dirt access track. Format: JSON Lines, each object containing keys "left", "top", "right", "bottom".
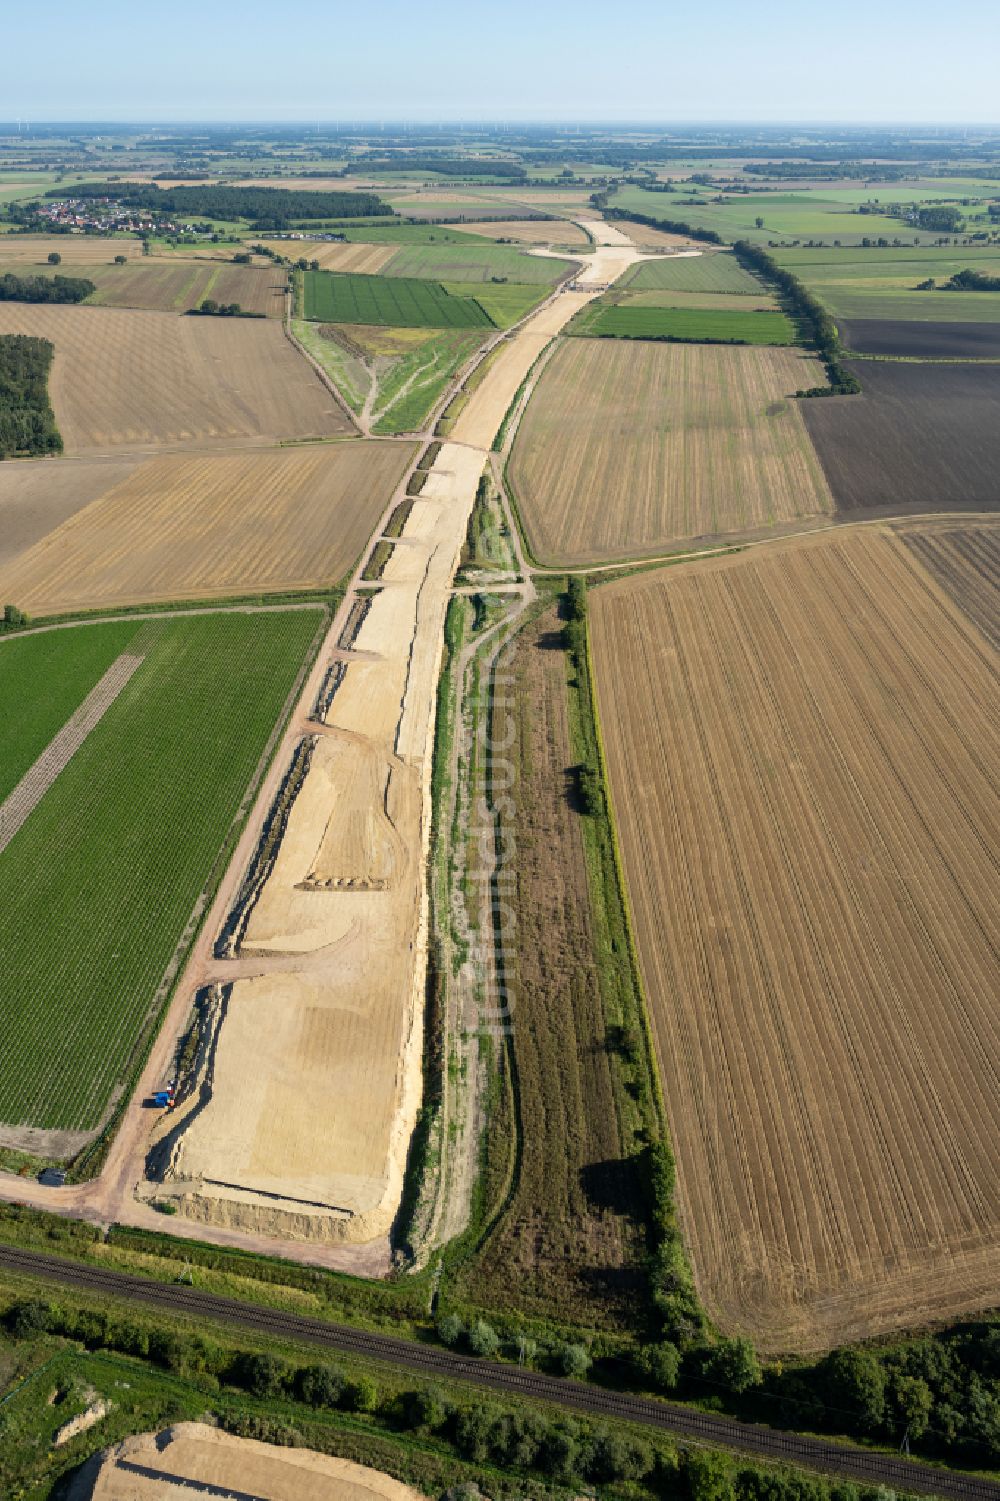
{"left": 0, "top": 223, "right": 665, "bottom": 1269}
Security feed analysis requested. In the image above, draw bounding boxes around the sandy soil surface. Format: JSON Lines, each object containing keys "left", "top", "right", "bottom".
{"left": 155, "top": 442, "right": 486, "bottom": 1243}
{"left": 72, "top": 1423, "right": 427, "bottom": 1501}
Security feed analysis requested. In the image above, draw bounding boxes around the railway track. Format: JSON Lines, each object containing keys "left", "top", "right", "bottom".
{"left": 1, "top": 1245, "right": 995, "bottom": 1500}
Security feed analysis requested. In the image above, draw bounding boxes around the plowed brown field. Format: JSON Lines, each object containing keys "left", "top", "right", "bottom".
{"left": 0, "top": 304, "right": 349, "bottom": 452}
{"left": 898, "top": 518, "right": 1000, "bottom": 651}
{"left": 0, "top": 442, "right": 414, "bottom": 612}
{"left": 590, "top": 527, "right": 1000, "bottom": 1353}
{"left": 509, "top": 340, "right": 833, "bottom": 563}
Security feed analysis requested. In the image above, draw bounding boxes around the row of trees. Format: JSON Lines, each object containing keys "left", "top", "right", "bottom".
{"left": 2, "top": 1296, "right": 902, "bottom": 1501}
{"left": 731, "top": 241, "right": 861, "bottom": 394}
{"left": 0, "top": 334, "right": 62, "bottom": 458}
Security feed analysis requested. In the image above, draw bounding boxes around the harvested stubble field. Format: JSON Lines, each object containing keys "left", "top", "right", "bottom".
{"left": 452, "top": 218, "right": 591, "bottom": 245}
{"left": 0, "top": 455, "right": 141, "bottom": 568}
{"left": 839, "top": 318, "right": 1000, "bottom": 359}
{"left": 455, "top": 612, "right": 649, "bottom": 1329}
{"left": 589, "top": 527, "right": 1000, "bottom": 1352}
{"left": 258, "top": 239, "right": 397, "bottom": 274}
{"left": 0, "top": 610, "right": 321, "bottom": 1146}
{"left": 0, "top": 304, "right": 349, "bottom": 452}
{"left": 509, "top": 339, "right": 832, "bottom": 563}
{"left": 0, "top": 235, "right": 145, "bottom": 264}
{"left": 801, "top": 360, "right": 1000, "bottom": 516}
{"left": 621, "top": 251, "right": 764, "bottom": 294}
{"left": 0, "top": 442, "right": 413, "bottom": 614}
{"left": 1, "top": 258, "right": 286, "bottom": 315}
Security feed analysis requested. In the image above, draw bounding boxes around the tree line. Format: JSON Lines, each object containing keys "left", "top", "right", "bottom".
{"left": 731, "top": 242, "right": 861, "bottom": 394}
{"left": 3, "top": 1294, "right": 931, "bottom": 1501}
{"left": 0, "top": 334, "right": 62, "bottom": 458}
{"left": 50, "top": 182, "right": 393, "bottom": 229}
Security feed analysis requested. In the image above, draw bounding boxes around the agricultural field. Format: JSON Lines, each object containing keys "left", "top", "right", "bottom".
{"left": 589, "top": 525, "right": 1000, "bottom": 1351}
{"left": 0, "top": 257, "right": 287, "bottom": 315}
{"left": 379, "top": 242, "right": 574, "bottom": 285}
{"left": 839, "top": 318, "right": 1000, "bottom": 357}
{"left": 0, "top": 441, "right": 413, "bottom": 614}
{"left": 621, "top": 251, "right": 766, "bottom": 293}
{"left": 0, "top": 454, "right": 141, "bottom": 567}
{"left": 303, "top": 270, "right": 492, "bottom": 329}
{"left": 898, "top": 519, "right": 1000, "bottom": 650}
{"left": 610, "top": 184, "right": 980, "bottom": 245}
{"left": 0, "top": 303, "right": 348, "bottom": 451}
{"left": 455, "top": 280, "right": 548, "bottom": 327}
{"left": 509, "top": 339, "right": 832, "bottom": 563}
{"left": 0, "top": 609, "right": 322, "bottom": 1144}
{"left": 771, "top": 244, "right": 1000, "bottom": 322}
{"left": 453, "top": 611, "right": 651, "bottom": 1330}
{"left": 0, "top": 235, "right": 145, "bottom": 263}
{"left": 568, "top": 301, "right": 797, "bottom": 344}
{"left": 801, "top": 360, "right": 1000, "bottom": 515}
{"left": 260, "top": 239, "right": 397, "bottom": 274}
{"left": 625, "top": 289, "right": 779, "bottom": 310}
{"left": 451, "top": 218, "right": 591, "bottom": 245}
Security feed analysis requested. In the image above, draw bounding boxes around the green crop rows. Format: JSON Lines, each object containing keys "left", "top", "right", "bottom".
{"left": 303, "top": 270, "right": 493, "bottom": 328}
{"left": 569, "top": 301, "right": 798, "bottom": 345}
{"left": 0, "top": 609, "right": 320, "bottom": 1135}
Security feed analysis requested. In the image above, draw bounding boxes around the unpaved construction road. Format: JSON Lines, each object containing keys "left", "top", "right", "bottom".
{"left": 0, "top": 224, "right": 660, "bottom": 1271}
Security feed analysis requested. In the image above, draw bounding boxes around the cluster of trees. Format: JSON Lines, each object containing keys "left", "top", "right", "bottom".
{"left": 0, "top": 272, "right": 94, "bottom": 304}
{"left": 190, "top": 299, "right": 263, "bottom": 318}
{"left": 0, "top": 334, "right": 61, "bottom": 458}
{"left": 944, "top": 267, "right": 1000, "bottom": 291}
{"left": 51, "top": 182, "right": 393, "bottom": 228}
{"left": 916, "top": 204, "right": 965, "bottom": 233}
{"left": 731, "top": 242, "right": 861, "bottom": 395}
{"left": 0, "top": 604, "right": 28, "bottom": 633}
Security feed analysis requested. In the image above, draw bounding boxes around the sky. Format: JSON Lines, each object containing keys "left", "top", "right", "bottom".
{"left": 4, "top": 0, "right": 999, "bottom": 125}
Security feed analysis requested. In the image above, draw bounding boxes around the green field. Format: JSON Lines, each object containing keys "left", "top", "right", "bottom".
{"left": 0, "top": 609, "right": 321, "bottom": 1137}
{"left": 568, "top": 300, "right": 798, "bottom": 345}
{"left": 773, "top": 243, "right": 1000, "bottom": 321}
{"left": 303, "top": 269, "right": 493, "bottom": 328}
{"left": 610, "top": 185, "right": 980, "bottom": 246}
{"left": 445, "top": 279, "right": 547, "bottom": 327}
{"left": 621, "top": 250, "right": 765, "bottom": 293}
{"left": 382, "top": 242, "right": 573, "bottom": 285}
